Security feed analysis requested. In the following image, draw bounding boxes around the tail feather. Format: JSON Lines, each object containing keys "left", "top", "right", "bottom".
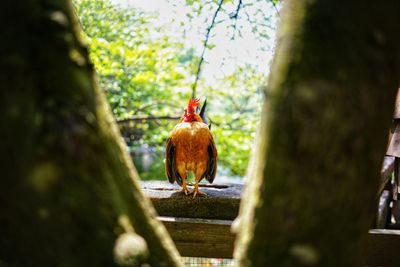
{"left": 199, "top": 99, "right": 206, "bottom": 120}
{"left": 199, "top": 98, "right": 210, "bottom": 127}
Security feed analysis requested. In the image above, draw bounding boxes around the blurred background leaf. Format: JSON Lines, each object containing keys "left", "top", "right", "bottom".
{"left": 73, "top": 0, "right": 278, "bottom": 181}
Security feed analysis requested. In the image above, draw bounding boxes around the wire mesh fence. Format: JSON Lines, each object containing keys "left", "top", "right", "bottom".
{"left": 182, "top": 257, "right": 234, "bottom": 267}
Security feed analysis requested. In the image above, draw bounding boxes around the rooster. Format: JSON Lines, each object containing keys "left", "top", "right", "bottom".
{"left": 165, "top": 98, "right": 217, "bottom": 197}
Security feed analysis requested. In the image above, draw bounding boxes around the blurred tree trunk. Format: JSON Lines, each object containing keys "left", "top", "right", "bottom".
{"left": 0, "top": 1, "right": 182, "bottom": 267}
{"left": 234, "top": 0, "right": 400, "bottom": 266}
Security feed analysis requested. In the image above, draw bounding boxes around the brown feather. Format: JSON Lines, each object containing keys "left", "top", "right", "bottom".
{"left": 165, "top": 137, "right": 182, "bottom": 185}
{"left": 205, "top": 137, "right": 217, "bottom": 183}
{"left": 165, "top": 121, "right": 218, "bottom": 184}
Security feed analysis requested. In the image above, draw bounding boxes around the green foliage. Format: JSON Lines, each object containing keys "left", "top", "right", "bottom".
{"left": 205, "top": 66, "right": 265, "bottom": 175}
{"left": 73, "top": 0, "right": 271, "bottom": 178}
{"left": 74, "top": 0, "right": 192, "bottom": 147}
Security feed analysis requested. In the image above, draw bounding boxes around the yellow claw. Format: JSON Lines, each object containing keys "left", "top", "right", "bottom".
{"left": 190, "top": 188, "right": 207, "bottom": 198}
{"left": 177, "top": 179, "right": 190, "bottom": 195}
{"left": 178, "top": 186, "right": 190, "bottom": 195}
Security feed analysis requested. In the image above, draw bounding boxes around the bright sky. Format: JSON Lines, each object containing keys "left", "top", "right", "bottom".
{"left": 112, "top": 0, "right": 279, "bottom": 83}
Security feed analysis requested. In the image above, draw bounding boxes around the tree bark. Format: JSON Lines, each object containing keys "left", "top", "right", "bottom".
{"left": 234, "top": 0, "right": 400, "bottom": 266}
{"left": 0, "top": 1, "right": 182, "bottom": 266}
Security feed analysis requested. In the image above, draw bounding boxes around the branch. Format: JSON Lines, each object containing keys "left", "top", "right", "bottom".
{"left": 242, "top": 2, "right": 277, "bottom": 31}
{"left": 233, "top": 0, "right": 243, "bottom": 19}
{"left": 191, "top": 0, "right": 224, "bottom": 98}
{"left": 270, "top": 0, "right": 280, "bottom": 17}
{"left": 133, "top": 101, "right": 180, "bottom": 115}
{"left": 231, "top": 0, "right": 243, "bottom": 39}
{"left": 117, "top": 116, "right": 180, "bottom": 124}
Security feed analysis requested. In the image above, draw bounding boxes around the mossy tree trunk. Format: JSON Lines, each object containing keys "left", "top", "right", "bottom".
{"left": 234, "top": 0, "right": 400, "bottom": 266}
{"left": 0, "top": 1, "right": 182, "bottom": 266}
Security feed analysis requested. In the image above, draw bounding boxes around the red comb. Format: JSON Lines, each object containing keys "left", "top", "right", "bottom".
{"left": 188, "top": 98, "right": 200, "bottom": 107}
{"left": 187, "top": 98, "right": 200, "bottom": 113}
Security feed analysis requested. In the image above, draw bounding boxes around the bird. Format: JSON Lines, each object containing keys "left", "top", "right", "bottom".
{"left": 165, "top": 98, "right": 217, "bottom": 197}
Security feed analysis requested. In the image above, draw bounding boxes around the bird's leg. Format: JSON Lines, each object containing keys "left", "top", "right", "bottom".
{"left": 191, "top": 167, "right": 207, "bottom": 198}
{"left": 180, "top": 176, "right": 189, "bottom": 195}
{"left": 191, "top": 182, "right": 206, "bottom": 198}
{"left": 176, "top": 165, "right": 189, "bottom": 195}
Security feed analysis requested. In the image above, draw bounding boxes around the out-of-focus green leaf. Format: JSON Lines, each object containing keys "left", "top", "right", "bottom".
{"left": 73, "top": 0, "right": 272, "bottom": 179}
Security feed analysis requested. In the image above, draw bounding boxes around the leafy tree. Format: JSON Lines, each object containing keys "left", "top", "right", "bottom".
{"left": 208, "top": 66, "right": 266, "bottom": 175}
{"left": 73, "top": 0, "right": 277, "bottom": 178}
{"left": 74, "top": 0, "right": 193, "bottom": 147}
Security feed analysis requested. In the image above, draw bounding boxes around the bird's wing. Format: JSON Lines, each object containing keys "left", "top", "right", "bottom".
{"left": 165, "top": 137, "right": 182, "bottom": 185}
{"left": 204, "top": 134, "right": 218, "bottom": 183}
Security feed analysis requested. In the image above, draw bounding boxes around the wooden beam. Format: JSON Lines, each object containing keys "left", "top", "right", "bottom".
{"left": 141, "top": 181, "right": 241, "bottom": 258}
{"left": 159, "top": 216, "right": 235, "bottom": 259}
{"left": 117, "top": 116, "right": 181, "bottom": 124}
{"left": 141, "top": 181, "right": 243, "bottom": 220}
{"left": 159, "top": 220, "right": 400, "bottom": 262}
{"left": 158, "top": 217, "right": 400, "bottom": 261}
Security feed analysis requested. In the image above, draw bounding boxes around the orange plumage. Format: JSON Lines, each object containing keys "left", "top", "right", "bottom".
{"left": 165, "top": 98, "right": 217, "bottom": 197}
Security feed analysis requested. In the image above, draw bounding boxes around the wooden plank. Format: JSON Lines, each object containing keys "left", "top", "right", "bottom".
{"left": 387, "top": 124, "right": 400, "bottom": 158}
{"left": 363, "top": 229, "right": 400, "bottom": 266}
{"left": 141, "top": 181, "right": 243, "bottom": 220}
{"left": 393, "top": 88, "right": 400, "bottom": 119}
{"left": 160, "top": 221, "right": 400, "bottom": 262}
{"left": 376, "top": 190, "right": 391, "bottom": 229}
{"left": 379, "top": 156, "right": 395, "bottom": 195}
{"left": 381, "top": 156, "right": 395, "bottom": 180}
{"left": 159, "top": 216, "right": 235, "bottom": 258}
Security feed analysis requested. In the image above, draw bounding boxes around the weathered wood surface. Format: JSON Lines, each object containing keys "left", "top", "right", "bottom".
{"left": 159, "top": 216, "right": 235, "bottom": 259}
{"left": 141, "top": 181, "right": 243, "bottom": 220}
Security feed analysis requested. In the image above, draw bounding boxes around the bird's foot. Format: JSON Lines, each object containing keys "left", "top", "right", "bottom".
{"left": 189, "top": 188, "right": 207, "bottom": 198}
{"left": 177, "top": 187, "right": 190, "bottom": 195}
